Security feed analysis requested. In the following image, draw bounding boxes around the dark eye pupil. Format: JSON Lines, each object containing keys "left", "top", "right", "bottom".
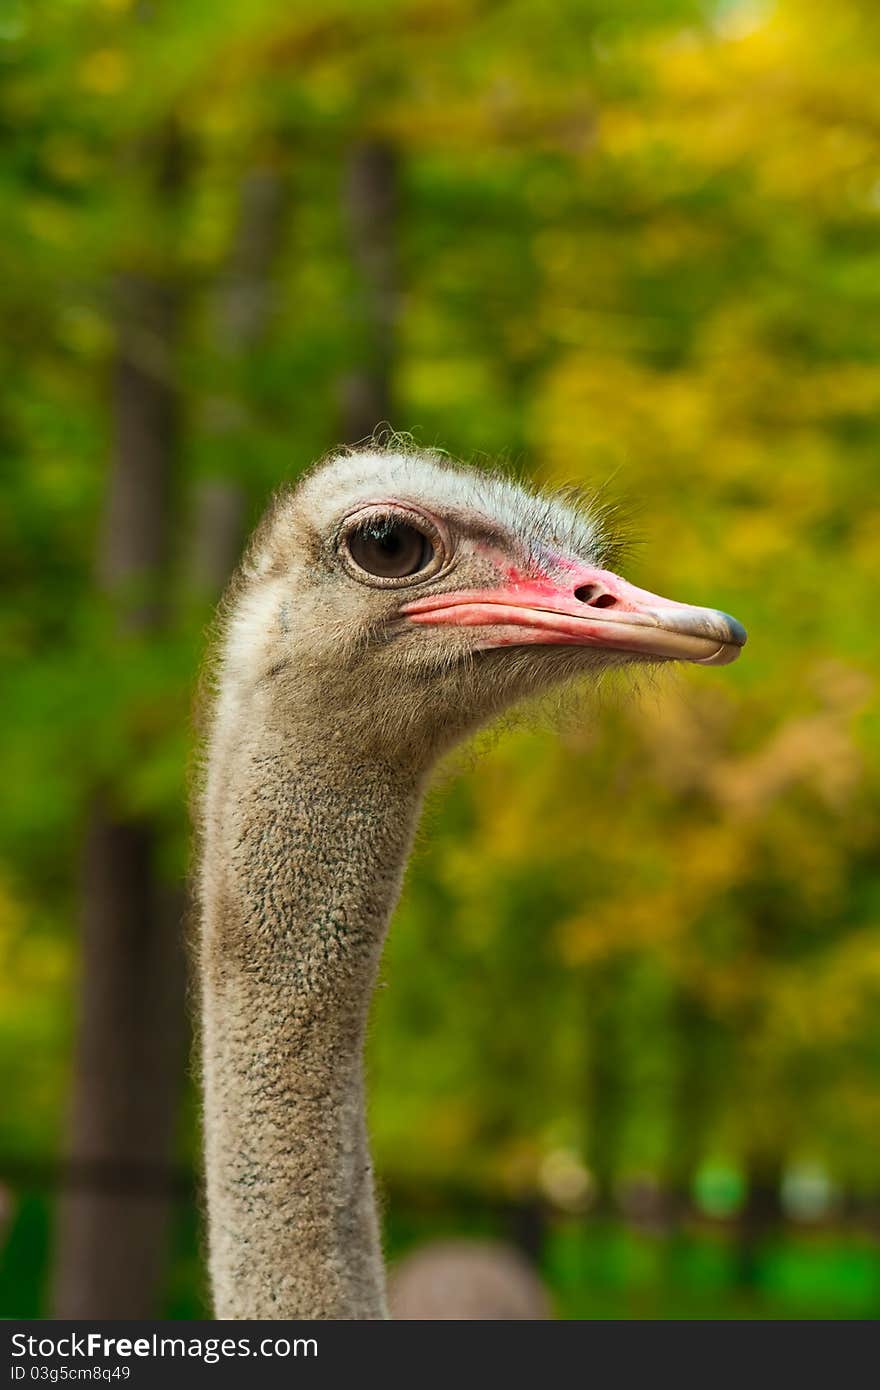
{"left": 372, "top": 525, "right": 404, "bottom": 555}
{"left": 348, "top": 520, "right": 433, "bottom": 579}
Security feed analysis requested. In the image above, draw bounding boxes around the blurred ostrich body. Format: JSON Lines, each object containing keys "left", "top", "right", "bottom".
{"left": 198, "top": 447, "right": 745, "bottom": 1319}
{"left": 389, "top": 1240, "right": 551, "bottom": 1320}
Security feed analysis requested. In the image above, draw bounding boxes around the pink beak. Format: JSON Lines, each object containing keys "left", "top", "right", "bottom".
{"left": 402, "top": 566, "right": 746, "bottom": 667}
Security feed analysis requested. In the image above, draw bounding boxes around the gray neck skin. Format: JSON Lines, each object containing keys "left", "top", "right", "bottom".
{"left": 200, "top": 709, "right": 425, "bottom": 1320}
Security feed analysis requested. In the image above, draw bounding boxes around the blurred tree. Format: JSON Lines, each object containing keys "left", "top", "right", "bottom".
{"left": 341, "top": 139, "right": 400, "bottom": 442}
{"left": 53, "top": 126, "right": 190, "bottom": 1318}
{"left": 189, "top": 161, "right": 290, "bottom": 597}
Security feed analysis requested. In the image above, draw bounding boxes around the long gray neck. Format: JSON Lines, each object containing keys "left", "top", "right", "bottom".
{"left": 199, "top": 704, "right": 424, "bottom": 1319}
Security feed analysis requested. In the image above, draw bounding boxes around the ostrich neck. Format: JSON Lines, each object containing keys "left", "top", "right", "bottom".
{"left": 200, "top": 709, "right": 424, "bottom": 1319}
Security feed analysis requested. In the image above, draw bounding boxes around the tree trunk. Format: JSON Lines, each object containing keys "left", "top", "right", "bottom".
{"left": 340, "top": 139, "right": 399, "bottom": 443}
{"left": 53, "top": 145, "right": 187, "bottom": 1314}
{"left": 53, "top": 817, "right": 187, "bottom": 1317}
{"left": 733, "top": 908, "right": 786, "bottom": 1295}
{"left": 189, "top": 165, "right": 289, "bottom": 598}
{"left": 584, "top": 961, "right": 625, "bottom": 1216}
{"left": 668, "top": 990, "right": 717, "bottom": 1218}
{"left": 99, "top": 275, "right": 179, "bottom": 626}
{"left": 734, "top": 1154, "right": 783, "bottom": 1294}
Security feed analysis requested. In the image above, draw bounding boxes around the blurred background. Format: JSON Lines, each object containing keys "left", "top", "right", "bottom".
{"left": 1, "top": 0, "right": 879, "bottom": 1320}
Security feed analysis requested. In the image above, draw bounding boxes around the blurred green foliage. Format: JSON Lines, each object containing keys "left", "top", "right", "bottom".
{"left": 1, "top": 0, "right": 879, "bottom": 1318}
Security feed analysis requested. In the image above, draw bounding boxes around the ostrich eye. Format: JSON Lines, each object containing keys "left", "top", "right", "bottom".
{"left": 347, "top": 519, "right": 434, "bottom": 579}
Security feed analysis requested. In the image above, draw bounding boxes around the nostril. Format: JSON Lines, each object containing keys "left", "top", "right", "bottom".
{"left": 574, "top": 584, "right": 618, "bottom": 608}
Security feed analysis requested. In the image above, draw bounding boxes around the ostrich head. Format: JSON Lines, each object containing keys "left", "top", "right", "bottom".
{"left": 223, "top": 447, "right": 746, "bottom": 762}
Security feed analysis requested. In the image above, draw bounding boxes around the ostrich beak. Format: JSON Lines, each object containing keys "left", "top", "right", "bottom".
{"left": 402, "top": 566, "right": 747, "bottom": 666}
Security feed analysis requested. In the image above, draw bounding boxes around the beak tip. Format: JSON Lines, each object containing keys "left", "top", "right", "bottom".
{"left": 721, "top": 612, "right": 748, "bottom": 648}
{"left": 693, "top": 610, "right": 746, "bottom": 666}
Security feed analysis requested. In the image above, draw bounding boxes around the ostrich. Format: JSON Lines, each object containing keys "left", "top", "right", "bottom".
{"left": 389, "top": 1240, "right": 552, "bottom": 1320}
{"left": 197, "top": 445, "right": 745, "bottom": 1320}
